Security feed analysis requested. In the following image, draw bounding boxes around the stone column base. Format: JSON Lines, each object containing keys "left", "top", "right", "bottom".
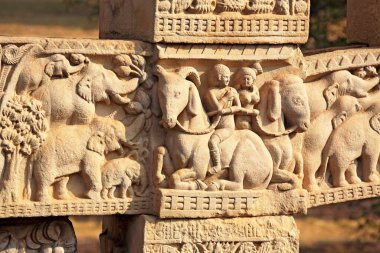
{"left": 101, "top": 215, "right": 299, "bottom": 253}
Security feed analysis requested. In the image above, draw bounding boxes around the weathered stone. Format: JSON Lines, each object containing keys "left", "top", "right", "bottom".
{"left": 0, "top": 217, "right": 76, "bottom": 252}
{"left": 99, "top": 0, "right": 310, "bottom": 44}
{"left": 101, "top": 215, "right": 299, "bottom": 253}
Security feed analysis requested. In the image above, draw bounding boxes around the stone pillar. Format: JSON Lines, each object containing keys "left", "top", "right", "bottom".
{"left": 101, "top": 215, "right": 299, "bottom": 253}
{"left": 347, "top": 0, "right": 380, "bottom": 46}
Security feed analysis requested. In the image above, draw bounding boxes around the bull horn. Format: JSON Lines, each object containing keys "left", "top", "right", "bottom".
{"left": 177, "top": 67, "right": 201, "bottom": 86}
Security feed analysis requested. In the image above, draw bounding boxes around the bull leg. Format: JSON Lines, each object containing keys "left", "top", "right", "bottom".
{"left": 168, "top": 169, "right": 207, "bottom": 190}
{"left": 153, "top": 146, "right": 174, "bottom": 188}
{"left": 270, "top": 169, "right": 301, "bottom": 191}
{"left": 207, "top": 180, "right": 243, "bottom": 191}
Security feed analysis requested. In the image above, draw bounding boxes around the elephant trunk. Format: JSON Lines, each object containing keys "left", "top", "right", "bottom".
{"left": 134, "top": 168, "right": 148, "bottom": 196}
{"left": 107, "top": 74, "right": 140, "bottom": 99}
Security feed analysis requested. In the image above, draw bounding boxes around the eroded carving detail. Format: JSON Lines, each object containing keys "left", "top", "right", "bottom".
{"left": 101, "top": 215, "right": 299, "bottom": 253}
{"left": 0, "top": 217, "right": 76, "bottom": 253}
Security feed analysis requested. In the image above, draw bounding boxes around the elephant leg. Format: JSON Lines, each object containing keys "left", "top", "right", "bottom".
{"left": 330, "top": 155, "right": 350, "bottom": 187}
{"left": 54, "top": 177, "right": 70, "bottom": 200}
{"left": 168, "top": 169, "right": 207, "bottom": 190}
{"left": 34, "top": 166, "right": 53, "bottom": 202}
{"left": 108, "top": 186, "right": 117, "bottom": 199}
{"left": 101, "top": 188, "right": 109, "bottom": 199}
{"left": 361, "top": 152, "right": 380, "bottom": 183}
{"left": 346, "top": 162, "right": 361, "bottom": 184}
{"left": 82, "top": 167, "right": 102, "bottom": 200}
{"left": 122, "top": 177, "right": 132, "bottom": 198}
{"left": 302, "top": 154, "right": 321, "bottom": 192}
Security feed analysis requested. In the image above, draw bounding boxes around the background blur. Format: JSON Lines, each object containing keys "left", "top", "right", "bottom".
{"left": 0, "top": 0, "right": 379, "bottom": 252}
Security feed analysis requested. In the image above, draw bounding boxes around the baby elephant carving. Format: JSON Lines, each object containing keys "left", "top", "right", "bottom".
{"left": 32, "top": 117, "right": 127, "bottom": 201}
{"left": 320, "top": 106, "right": 380, "bottom": 188}
{"left": 101, "top": 155, "right": 147, "bottom": 199}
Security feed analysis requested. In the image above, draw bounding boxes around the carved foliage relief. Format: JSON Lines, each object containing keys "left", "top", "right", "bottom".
{"left": 0, "top": 42, "right": 152, "bottom": 205}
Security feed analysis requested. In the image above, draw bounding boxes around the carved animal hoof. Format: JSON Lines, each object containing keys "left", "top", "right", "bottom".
{"left": 304, "top": 183, "right": 320, "bottom": 193}
{"left": 195, "top": 180, "right": 207, "bottom": 190}
{"left": 86, "top": 191, "right": 101, "bottom": 200}
{"left": 335, "top": 180, "right": 349, "bottom": 188}
{"left": 54, "top": 193, "right": 69, "bottom": 200}
{"left": 276, "top": 183, "right": 293, "bottom": 192}
{"left": 206, "top": 182, "right": 220, "bottom": 191}
{"left": 368, "top": 173, "right": 380, "bottom": 183}
{"left": 347, "top": 176, "right": 362, "bottom": 185}
{"left": 36, "top": 193, "right": 50, "bottom": 202}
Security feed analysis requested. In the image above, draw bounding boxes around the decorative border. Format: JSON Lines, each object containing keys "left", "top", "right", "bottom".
{"left": 154, "top": 14, "right": 309, "bottom": 44}
{"left": 304, "top": 47, "right": 380, "bottom": 77}
{"left": 0, "top": 197, "right": 153, "bottom": 218}
{"left": 0, "top": 37, "right": 152, "bottom": 56}
{"left": 308, "top": 183, "right": 380, "bottom": 208}
{"left": 156, "top": 189, "right": 308, "bottom": 218}
{"left": 156, "top": 44, "right": 301, "bottom": 61}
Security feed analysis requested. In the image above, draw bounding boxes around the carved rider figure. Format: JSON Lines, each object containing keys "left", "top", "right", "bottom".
{"left": 204, "top": 64, "right": 242, "bottom": 175}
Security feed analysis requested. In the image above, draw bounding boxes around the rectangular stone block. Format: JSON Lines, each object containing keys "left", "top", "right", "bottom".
{"left": 347, "top": 0, "right": 380, "bottom": 46}
{"left": 101, "top": 215, "right": 299, "bottom": 253}
{"left": 156, "top": 188, "right": 308, "bottom": 218}
{"left": 100, "top": 0, "right": 310, "bottom": 44}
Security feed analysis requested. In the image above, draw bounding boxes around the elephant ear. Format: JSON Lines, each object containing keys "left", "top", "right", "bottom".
{"left": 323, "top": 83, "right": 339, "bottom": 109}
{"left": 332, "top": 111, "right": 347, "bottom": 129}
{"left": 267, "top": 80, "right": 282, "bottom": 121}
{"left": 76, "top": 75, "right": 93, "bottom": 103}
{"left": 87, "top": 131, "right": 106, "bottom": 155}
{"left": 370, "top": 113, "right": 380, "bottom": 135}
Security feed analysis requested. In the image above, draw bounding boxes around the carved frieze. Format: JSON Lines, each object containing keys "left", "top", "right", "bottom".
{"left": 0, "top": 37, "right": 380, "bottom": 219}
{"left": 99, "top": 0, "right": 310, "bottom": 44}
{"left": 101, "top": 215, "right": 299, "bottom": 253}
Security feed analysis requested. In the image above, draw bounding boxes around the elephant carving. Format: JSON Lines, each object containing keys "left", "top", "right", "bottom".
{"left": 153, "top": 65, "right": 273, "bottom": 191}
{"left": 31, "top": 56, "right": 144, "bottom": 125}
{"left": 253, "top": 75, "right": 310, "bottom": 190}
{"left": 32, "top": 117, "right": 128, "bottom": 201}
{"left": 301, "top": 96, "right": 362, "bottom": 192}
{"left": 305, "top": 69, "right": 379, "bottom": 120}
{"left": 101, "top": 153, "right": 147, "bottom": 199}
{"left": 320, "top": 104, "right": 380, "bottom": 188}
{"left": 16, "top": 53, "right": 88, "bottom": 95}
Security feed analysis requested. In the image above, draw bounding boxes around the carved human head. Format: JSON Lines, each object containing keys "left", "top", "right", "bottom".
{"left": 238, "top": 67, "right": 258, "bottom": 89}
{"left": 212, "top": 64, "right": 231, "bottom": 87}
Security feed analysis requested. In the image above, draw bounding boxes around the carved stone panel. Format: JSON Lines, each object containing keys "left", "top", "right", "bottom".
{"left": 0, "top": 36, "right": 380, "bottom": 219}
{"left": 0, "top": 217, "right": 76, "bottom": 253}
{"left": 99, "top": 0, "right": 310, "bottom": 44}
{"left": 101, "top": 215, "right": 299, "bottom": 253}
